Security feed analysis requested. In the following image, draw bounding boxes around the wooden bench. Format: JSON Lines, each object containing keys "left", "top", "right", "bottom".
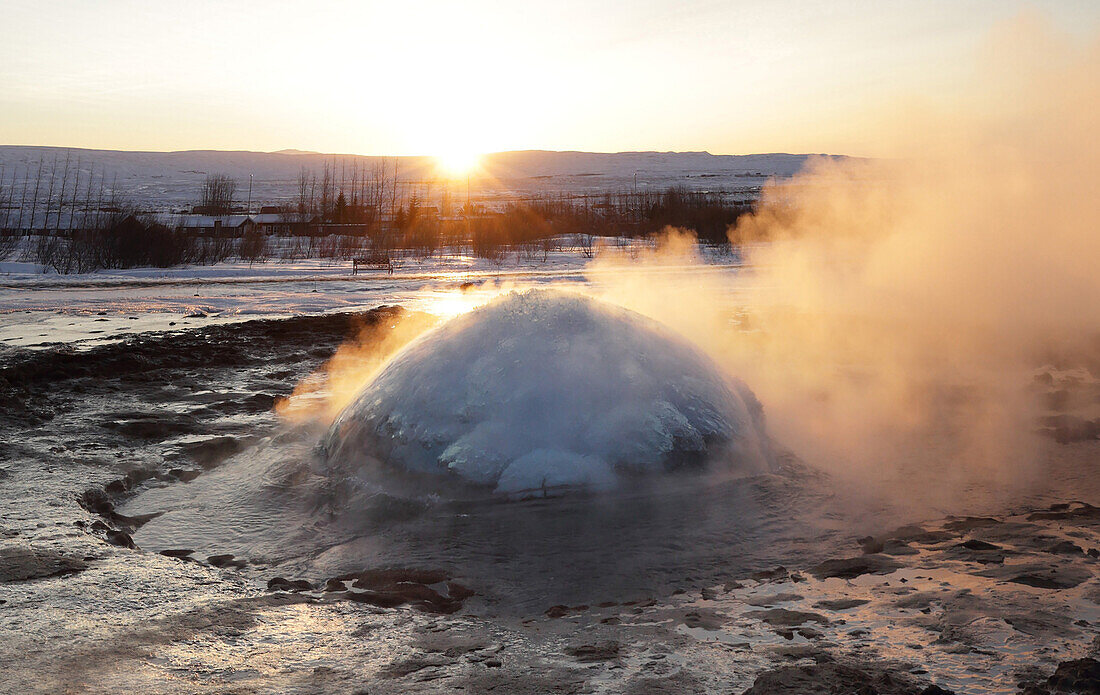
{"left": 352, "top": 253, "right": 394, "bottom": 275}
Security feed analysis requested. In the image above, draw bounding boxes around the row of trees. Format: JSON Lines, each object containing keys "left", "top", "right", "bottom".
{"left": 0, "top": 154, "right": 756, "bottom": 272}
{"left": 0, "top": 153, "right": 125, "bottom": 235}
{"left": 29, "top": 216, "right": 236, "bottom": 274}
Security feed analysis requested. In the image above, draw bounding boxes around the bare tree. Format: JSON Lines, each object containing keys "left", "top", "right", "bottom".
{"left": 320, "top": 160, "right": 334, "bottom": 221}
{"left": 80, "top": 166, "right": 97, "bottom": 231}
{"left": 200, "top": 174, "right": 237, "bottom": 214}
{"left": 28, "top": 158, "right": 44, "bottom": 232}
{"left": 16, "top": 163, "right": 31, "bottom": 232}
{"left": 66, "top": 156, "right": 82, "bottom": 231}
{"left": 55, "top": 150, "right": 72, "bottom": 231}
{"left": 295, "top": 166, "right": 315, "bottom": 222}
{"left": 0, "top": 163, "right": 6, "bottom": 230}
{"left": 238, "top": 226, "right": 267, "bottom": 267}
{"left": 43, "top": 154, "right": 58, "bottom": 232}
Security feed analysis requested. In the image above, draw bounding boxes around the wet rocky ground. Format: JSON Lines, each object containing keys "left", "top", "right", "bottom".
{"left": 1, "top": 310, "right": 1099, "bottom": 693}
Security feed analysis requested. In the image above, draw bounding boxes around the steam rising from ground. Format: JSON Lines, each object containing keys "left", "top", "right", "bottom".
{"left": 276, "top": 310, "right": 440, "bottom": 423}
{"left": 594, "top": 16, "right": 1100, "bottom": 510}
{"left": 280, "top": 14, "right": 1097, "bottom": 513}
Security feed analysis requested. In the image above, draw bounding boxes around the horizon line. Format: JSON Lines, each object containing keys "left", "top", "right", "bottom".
{"left": 0, "top": 144, "right": 855, "bottom": 160}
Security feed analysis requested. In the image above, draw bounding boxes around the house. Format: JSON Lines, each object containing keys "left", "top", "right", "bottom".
{"left": 177, "top": 214, "right": 256, "bottom": 236}
{"left": 251, "top": 212, "right": 317, "bottom": 236}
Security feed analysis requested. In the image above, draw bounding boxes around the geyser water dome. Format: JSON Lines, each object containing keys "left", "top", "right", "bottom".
{"left": 322, "top": 290, "right": 770, "bottom": 495}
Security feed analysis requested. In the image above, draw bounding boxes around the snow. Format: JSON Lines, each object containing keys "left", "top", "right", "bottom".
{"left": 0, "top": 238, "right": 747, "bottom": 348}
{"left": 322, "top": 289, "right": 770, "bottom": 496}
{"left": 0, "top": 146, "right": 853, "bottom": 215}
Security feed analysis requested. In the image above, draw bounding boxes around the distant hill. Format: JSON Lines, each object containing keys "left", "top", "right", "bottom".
{"left": 0, "top": 146, "right": 855, "bottom": 211}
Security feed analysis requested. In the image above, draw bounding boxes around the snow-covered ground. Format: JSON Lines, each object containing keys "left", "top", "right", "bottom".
{"left": 0, "top": 240, "right": 744, "bottom": 347}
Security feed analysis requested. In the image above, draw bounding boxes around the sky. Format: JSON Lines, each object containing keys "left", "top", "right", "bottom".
{"left": 1, "top": 0, "right": 1098, "bottom": 158}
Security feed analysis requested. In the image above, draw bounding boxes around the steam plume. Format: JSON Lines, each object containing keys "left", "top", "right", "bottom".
{"left": 593, "top": 15, "right": 1100, "bottom": 510}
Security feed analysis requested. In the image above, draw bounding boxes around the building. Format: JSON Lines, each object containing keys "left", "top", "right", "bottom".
{"left": 177, "top": 214, "right": 256, "bottom": 236}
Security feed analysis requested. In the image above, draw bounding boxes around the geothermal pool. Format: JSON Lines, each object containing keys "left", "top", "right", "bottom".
{"left": 2, "top": 266, "right": 1100, "bottom": 694}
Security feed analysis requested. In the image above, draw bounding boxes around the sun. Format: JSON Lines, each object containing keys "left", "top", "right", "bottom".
{"left": 435, "top": 149, "right": 481, "bottom": 177}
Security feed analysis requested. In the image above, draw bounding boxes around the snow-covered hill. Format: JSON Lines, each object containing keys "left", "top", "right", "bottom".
{"left": 0, "top": 146, "right": 853, "bottom": 211}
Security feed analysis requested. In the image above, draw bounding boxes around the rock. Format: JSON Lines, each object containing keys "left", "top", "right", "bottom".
{"left": 545, "top": 604, "right": 570, "bottom": 618}
{"left": 324, "top": 578, "right": 346, "bottom": 592}
{"left": 752, "top": 566, "right": 790, "bottom": 582}
{"left": 1028, "top": 504, "right": 1100, "bottom": 522}
{"left": 894, "top": 592, "right": 941, "bottom": 610}
{"left": 943, "top": 516, "right": 1000, "bottom": 532}
{"left": 159, "top": 549, "right": 194, "bottom": 558}
{"left": 0, "top": 545, "right": 88, "bottom": 582}
{"left": 446, "top": 582, "right": 475, "bottom": 600}
{"left": 104, "top": 479, "right": 127, "bottom": 494}
{"left": 1000, "top": 566, "right": 1090, "bottom": 590}
{"left": 813, "top": 598, "right": 870, "bottom": 610}
{"left": 944, "top": 539, "right": 1008, "bottom": 564}
{"left": 106, "top": 530, "right": 135, "bottom": 548}
{"left": 324, "top": 568, "right": 470, "bottom": 614}
{"left": 745, "top": 608, "right": 830, "bottom": 627}
{"left": 682, "top": 609, "right": 726, "bottom": 629}
{"left": 1045, "top": 657, "right": 1100, "bottom": 693}
{"left": 859, "top": 536, "right": 885, "bottom": 554}
{"left": 881, "top": 539, "right": 920, "bottom": 556}
{"left": 378, "top": 655, "right": 451, "bottom": 678}
{"left": 337, "top": 568, "right": 448, "bottom": 589}
{"left": 78, "top": 488, "right": 113, "bottom": 516}
{"left": 810, "top": 555, "right": 902, "bottom": 580}
{"left": 565, "top": 641, "right": 620, "bottom": 662}
{"left": 268, "top": 577, "right": 314, "bottom": 592}
{"left": 124, "top": 468, "right": 155, "bottom": 487}
{"left": 1048, "top": 540, "right": 1085, "bottom": 555}
{"left": 745, "top": 593, "right": 805, "bottom": 606}
{"left": 342, "top": 590, "right": 406, "bottom": 608}
{"left": 207, "top": 553, "right": 245, "bottom": 568}
{"left": 956, "top": 539, "right": 1000, "bottom": 551}
{"left": 742, "top": 662, "right": 945, "bottom": 695}
{"left": 1011, "top": 574, "right": 1064, "bottom": 589}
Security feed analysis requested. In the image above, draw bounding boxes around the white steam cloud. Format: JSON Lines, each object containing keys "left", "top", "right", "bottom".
{"left": 591, "top": 15, "right": 1100, "bottom": 511}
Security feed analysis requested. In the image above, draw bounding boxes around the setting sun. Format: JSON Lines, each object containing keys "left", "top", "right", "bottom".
{"left": 435, "top": 149, "right": 482, "bottom": 177}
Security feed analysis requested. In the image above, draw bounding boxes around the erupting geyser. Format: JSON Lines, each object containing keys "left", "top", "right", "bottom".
{"left": 322, "top": 290, "right": 770, "bottom": 495}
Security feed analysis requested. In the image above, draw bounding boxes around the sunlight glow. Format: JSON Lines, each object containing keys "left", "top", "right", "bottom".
{"left": 435, "top": 149, "right": 482, "bottom": 178}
